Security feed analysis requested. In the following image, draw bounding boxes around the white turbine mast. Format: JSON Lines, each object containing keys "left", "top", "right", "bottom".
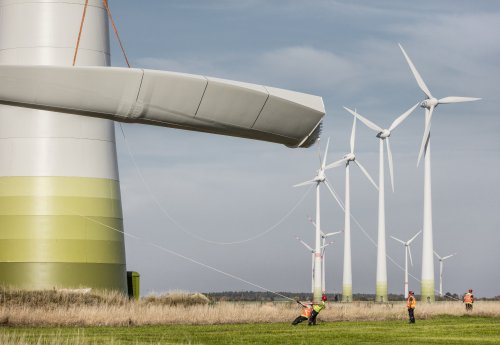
{"left": 399, "top": 43, "right": 480, "bottom": 302}
{"left": 306, "top": 216, "right": 342, "bottom": 294}
{"left": 434, "top": 251, "right": 457, "bottom": 297}
{"left": 390, "top": 230, "right": 422, "bottom": 298}
{"left": 295, "top": 236, "right": 334, "bottom": 294}
{"left": 325, "top": 115, "right": 378, "bottom": 302}
{"left": 344, "top": 104, "right": 418, "bottom": 302}
{"left": 293, "top": 137, "right": 343, "bottom": 301}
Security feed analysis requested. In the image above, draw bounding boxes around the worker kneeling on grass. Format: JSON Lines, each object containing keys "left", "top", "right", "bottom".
{"left": 407, "top": 290, "right": 416, "bottom": 324}
{"left": 292, "top": 294, "right": 327, "bottom": 326}
{"left": 308, "top": 294, "right": 327, "bottom": 326}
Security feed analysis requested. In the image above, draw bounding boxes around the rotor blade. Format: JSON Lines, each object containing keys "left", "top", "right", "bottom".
{"left": 307, "top": 215, "right": 326, "bottom": 237}
{"left": 389, "top": 103, "right": 419, "bottom": 132}
{"left": 438, "top": 96, "right": 481, "bottom": 104}
{"left": 442, "top": 253, "right": 457, "bottom": 261}
{"left": 322, "top": 137, "right": 331, "bottom": 170}
{"left": 417, "top": 106, "right": 434, "bottom": 167}
{"left": 320, "top": 242, "right": 334, "bottom": 250}
{"left": 390, "top": 236, "right": 405, "bottom": 245}
{"left": 350, "top": 116, "right": 357, "bottom": 153}
{"left": 398, "top": 43, "right": 433, "bottom": 99}
{"left": 354, "top": 160, "right": 378, "bottom": 191}
{"left": 296, "top": 237, "right": 313, "bottom": 252}
{"left": 433, "top": 250, "right": 442, "bottom": 260}
{"left": 293, "top": 179, "right": 316, "bottom": 188}
{"left": 386, "top": 138, "right": 395, "bottom": 193}
{"left": 324, "top": 231, "right": 342, "bottom": 237}
{"left": 325, "top": 157, "right": 347, "bottom": 170}
{"left": 323, "top": 179, "right": 345, "bottom": 211}
{"left": 407, "top": 230, "right": 422, "bottom": 245}
{"left": 408, "top": 246, "right": 414, "bottom": 267}
{"left": 343, "top": 107, "right": 383, "bottom": 133}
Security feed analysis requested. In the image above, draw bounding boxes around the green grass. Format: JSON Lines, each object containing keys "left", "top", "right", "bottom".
{"left": 1, "top": 316, "right": 499, "bottom": 345}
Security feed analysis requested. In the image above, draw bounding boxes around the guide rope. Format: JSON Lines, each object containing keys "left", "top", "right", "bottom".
{"left": 75, "top": 212, "right": 295, "bottom": 302}
{"left": 118, "top": 123, "right": 313, "bottom": 245}
{"left": 73, "top": 0, "right": 131, "bottom": 67}
{"left": 72, "top": 0, "right": 89, "bottom": 66}
{"left": 102, "top": 0, "right": 131, "bottom": 68}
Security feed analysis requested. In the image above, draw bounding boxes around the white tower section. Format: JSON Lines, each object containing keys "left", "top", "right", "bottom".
{"left": 0, "top": 0, "right": 126, "bottom": 290}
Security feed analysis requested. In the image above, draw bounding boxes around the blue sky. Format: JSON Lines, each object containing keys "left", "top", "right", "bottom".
{"left": 108, "top": 1, "right": 499, "bottom": 297}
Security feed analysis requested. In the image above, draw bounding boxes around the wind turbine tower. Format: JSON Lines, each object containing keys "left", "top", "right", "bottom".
{"left": 390, "top": 230, "right": 421, "bottom": 298}
{"left": 306, "top": 217, "right": 341, "bottom": 294}
{"left": 326, "top": 116, "right": 378, "bottom": 302}
{"left": 344, "top": 104, "right": 417, "bottom": 302}
{"left": 294, "top": 138, "right": 343, "bottom": 301}
{"left": 434, "top": 251, "right": 456, "bottom": 297}
{"left": 399, "top": 44, "right": 480, "bottom": 302}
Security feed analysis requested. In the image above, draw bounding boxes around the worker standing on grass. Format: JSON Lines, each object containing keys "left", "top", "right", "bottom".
{"left": 407, "top": 290, "right": 416, "bottom": 324}
{"left": 308, "top": 294, "right": 327, "bottom": 326}
{"left": 463, "top": 289, "right": 474, "bottom": 311}
{"left": 292, "top": 300, "right": 313, "bottom": 325}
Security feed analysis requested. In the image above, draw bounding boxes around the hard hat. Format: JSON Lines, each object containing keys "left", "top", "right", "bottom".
{"left": 321, "top": 294, "right": 327, "bottom": 301}
{"left": 469, "top": 289, "right": 473, "bottom": 293}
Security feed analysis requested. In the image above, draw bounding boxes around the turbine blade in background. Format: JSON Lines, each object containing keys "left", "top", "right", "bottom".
{"left": 307, "top": 215, "right": 325, "bottom": 236}
{"left": 293, "top": 179, "right": 316, "bottom": 188}
{"left": 354, "top": 160, "right": 378, "bottom": 190}
{"left": 325, "top": 231, "right": 342, "bottom": 237}
{"left": 408, "top": 246, "right": 414, "bottom": 267}
{"left": 407, "top": 230, "right": 422, "bottom": 245}
{"left": 386, "top": 138, "right": 395, "bottom": 193}
{"left": 343, "top": 107, "right": 383, "bottom": 133}
{"left": 323, "top": 179, "right": 345, "bottom": 211}
{"left": 417, "top": 106, "right": 434, "bottom": 167}
{"left": 390, "top": 236, "right": 406, "bottom": 245}
{"left": 438, "top": 96, "right": 481, "bottom": 104}
{"left": 389, "top": 103, "right": 419, "bottom": 132}
{"left": 398, "top": 43, "right": 433, "bottom": 99}
{"left": 296, "top": 236, "right": 314, "bottom": 252}
{"left": 325, "top": 157, "right": 347, "bottom": 170}
{"left": 433, "top": 250, "right": 442, "bottom": 260}
{"left": 350, "top": 116, "right": 357, "bottom": 153}
{"left": 442, "top": 253, "right": 457, "bottom": 261}
{"left": 322, "top": 137, "right": 331, "bottom": 170}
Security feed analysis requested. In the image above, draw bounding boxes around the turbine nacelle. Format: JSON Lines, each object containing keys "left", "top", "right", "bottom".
{"left": 376, "top": 129, "right": 391, "bottom": 139}
{"left": 420, "top": 98, "right": 438, "bottom": 109}
{"left": 343, "top": 153, "right": 355, "bottom": 161}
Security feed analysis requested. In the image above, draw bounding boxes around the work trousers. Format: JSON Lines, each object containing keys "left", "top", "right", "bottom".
{"left": 408, "top": 308, "right": 415, "bottom": 323}
{"left": 308, "top": 310, "right": 319, "bottom": 325}
{"left": 465, "top": 303, "right": 473, "bottom": 311}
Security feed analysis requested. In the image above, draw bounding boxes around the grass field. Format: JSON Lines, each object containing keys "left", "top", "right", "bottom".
{"left": 1, "top": 316, "right": 499, "bottom": 345}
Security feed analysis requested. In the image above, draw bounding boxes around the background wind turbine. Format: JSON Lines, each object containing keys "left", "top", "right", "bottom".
{"left": 293, "top": 138, "right": 343, "bottom": 301}
{"left": 399, "top": 43, "right": 480, "bottom": 302}
{"left": 344, "top": 104, "right": 418, "bottom": 302}
{"left": 390, "top": 230, "right": 422, "bottom": 298}
{"left": 295, "top": 236, "right": 333, "bottom": 294}
{"left": 307, "top": 216, "right": 342, "bottom": 294}
{"left": 325, "top": 116, "right": 378, "bottom": 302}
{"left": 434, "top": 251, "right": 457, "bottom": 297}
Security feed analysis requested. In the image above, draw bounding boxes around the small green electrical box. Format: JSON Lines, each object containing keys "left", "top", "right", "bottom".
{"left": 126, "top": 271, "right": 140, "bottom": 300}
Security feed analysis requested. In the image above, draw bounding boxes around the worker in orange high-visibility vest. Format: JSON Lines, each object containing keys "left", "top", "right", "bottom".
{"left": 407, "top": 290, "right": 416, "bottom": 323}
{"left": 292, "top": 300, "right": 313, "bottom": 325}
{"left": 463, "top": 289, "right": 474, "bottom": 311}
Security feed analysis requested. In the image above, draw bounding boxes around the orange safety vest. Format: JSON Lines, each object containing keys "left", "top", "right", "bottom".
{"left": 464, "top": 293, "right": 473, "bottom": 303}
{"left": 407, "top": 295, "right": 416, "bottom": 309}
{"left": 301, "top": 306, "right": 313, "bottom": 318}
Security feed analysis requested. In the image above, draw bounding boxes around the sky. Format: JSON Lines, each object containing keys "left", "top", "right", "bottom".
{"left": 107, "top": 0, "right": 500, "bottom": 297}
